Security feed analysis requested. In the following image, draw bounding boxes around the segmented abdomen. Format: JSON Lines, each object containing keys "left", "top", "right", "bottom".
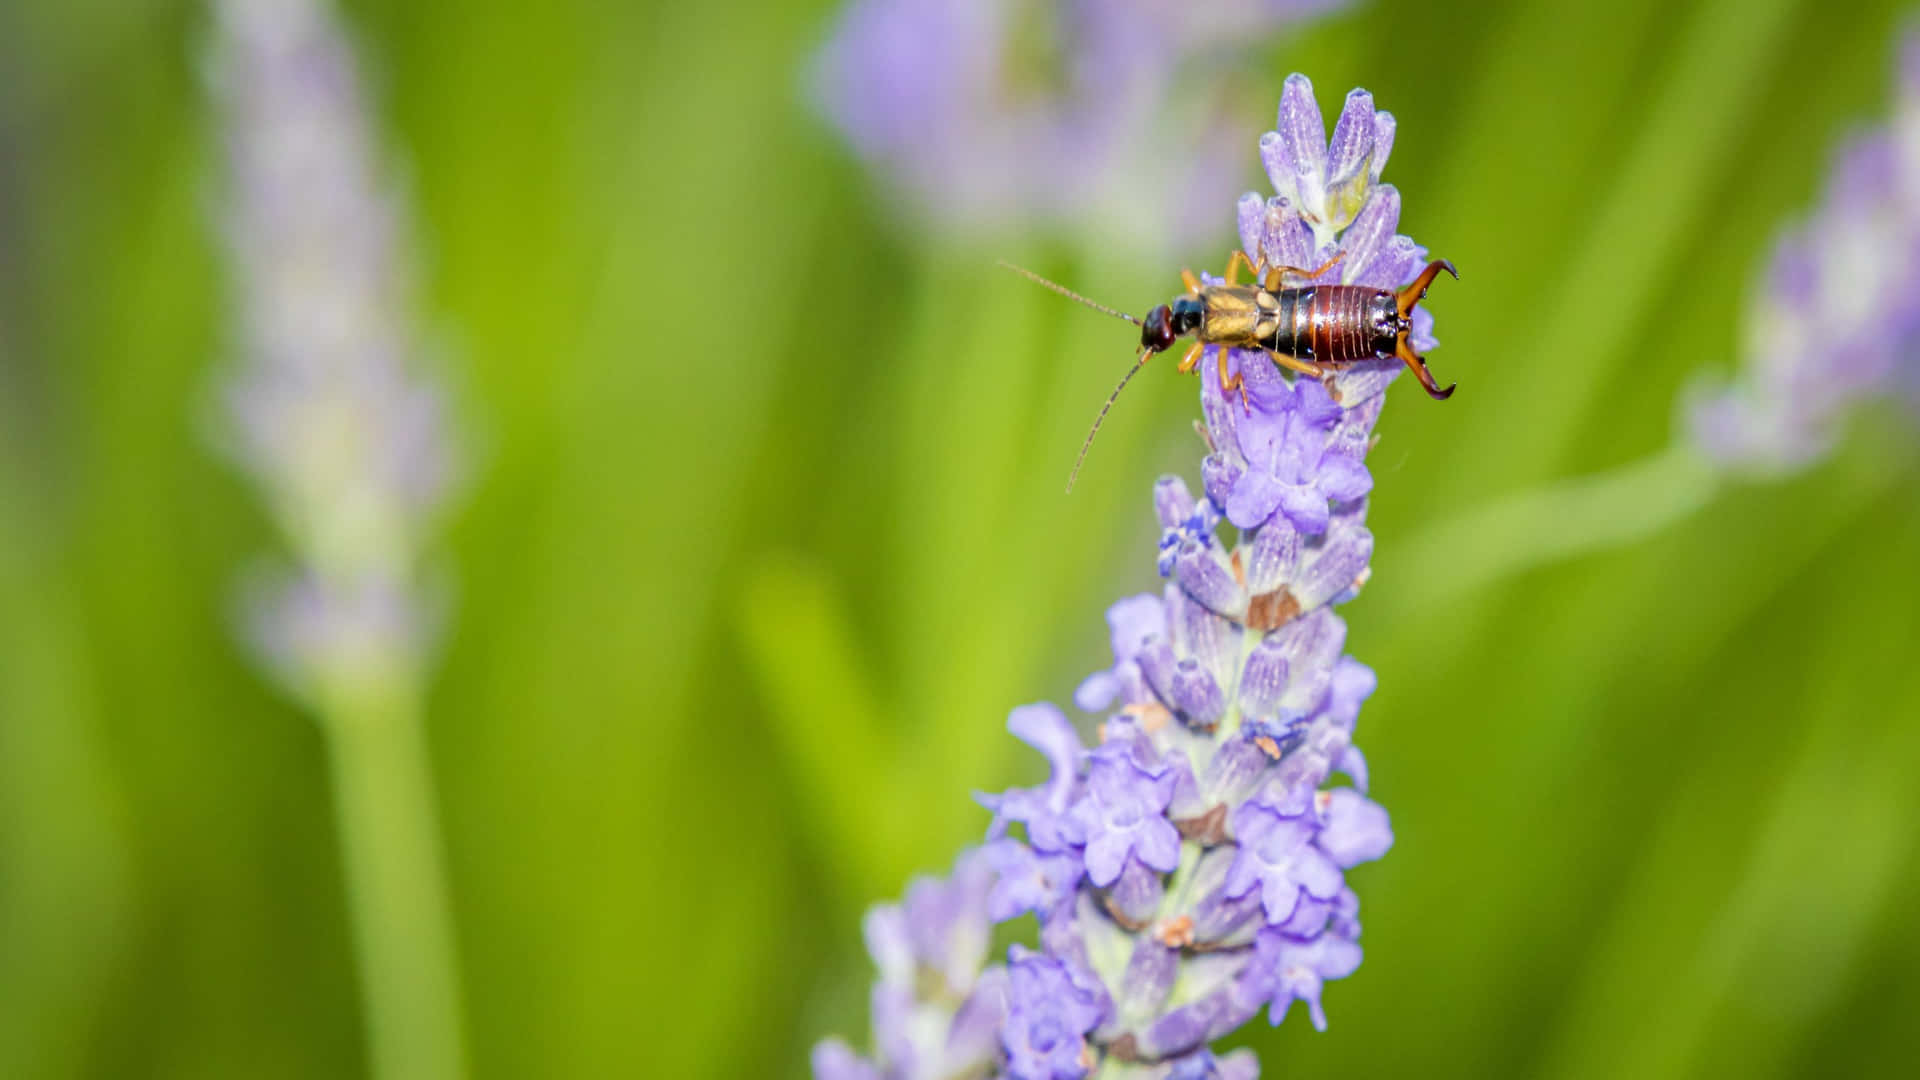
{"left": 1266, "top": 286, "right": 1384, "bottom": 365}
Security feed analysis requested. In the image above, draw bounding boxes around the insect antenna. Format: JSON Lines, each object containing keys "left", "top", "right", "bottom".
{"left": 998, "top": 261, "right": 1143, "bottom": 326}
{"left": 1067, "top": 347, "right": 1152, "bottom": 494}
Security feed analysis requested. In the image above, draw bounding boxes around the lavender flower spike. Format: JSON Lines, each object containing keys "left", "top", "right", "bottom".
{"left": 1688, "top": 28, "right": 1920, "bottom": 472}
{"left": 810, "top": 0, "right": 1355, "bottom": 247}
{"left": 819, "top": 75, "right": 1426, "bottom": 1078}
{"left": 210, "top": 1, "right": 465, "bottom": 1076}
{"left": 815, "top": 850, "right": 1010, "bottom": 1080}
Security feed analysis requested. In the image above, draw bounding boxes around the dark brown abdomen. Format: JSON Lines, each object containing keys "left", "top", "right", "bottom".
{"left": 1264, "top": 286, "right": 1391, "bottom": 365}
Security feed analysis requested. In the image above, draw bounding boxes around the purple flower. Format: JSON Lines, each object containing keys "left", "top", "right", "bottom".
{"left": 209, "top": 4, "right": 467, "bottom": 1076}
{"left": 1003, "top": 946, "right": 1108, "bottom": 1080}
{"left": 1687, "top": 29, "right": 1920, "bottom": 471}
{"left": 1165, "top": 1048, "right": 1261, "bottom": 1080}
{"left": 817, "top": 849, "right": 1008, "bottom": 1079}
{"left": 1218, "top": 378, "right": 1373, "bottom": 533}
{"left": 212, "top": 0, "right": 458, "bottom": 698}
{"left": 981, "top": 703, "right": 1087, "bottom": 853}
{"left": 1074, "top": 594, "right": 1167, "bottom": 712}
{"left": 1224, "top": 799, "right": 1344, "bottom": 923}
{"left": 812, "top": 1039, "right": 883, "bottom": 1080}
{"left": 983, "top": 839, "right": 1084, "bottom": 923}
{"left": 1316, "top": 788, "right": 1394, "bottom": 868}
{"left": 1242, "top": 926, "right": 1363, "bottom": 1032}
{"left": 809, "top": 0, "right": 1356, "bottom": 246}
{"left": 817, "top": 72, "right": 1435, "bottom": 1076}
{"left": 1074, "top": 738, "right": 1181, "bottom": 886}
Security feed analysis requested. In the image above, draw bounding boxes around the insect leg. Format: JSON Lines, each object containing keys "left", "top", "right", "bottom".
{"left": 1181, "top": 269, "right": 1203, "bottom": 294}
{"left": 1394, "top": 336, "right": 1456, "bottom": 400}
{"left": 1217, "top": 348, "right": 1255, "bottom": 414}
{"left": 1266, "top": 348, "right": 1329, "bottom": 380}
{"left": 1223, "top": 249, "right": 1264, "bottom": 286}
{"left": 1176, "top": 341, "right": 1205, "bottom": 374}
{"left": 1262, "top": 252, "right": 1346, "bottom": 291}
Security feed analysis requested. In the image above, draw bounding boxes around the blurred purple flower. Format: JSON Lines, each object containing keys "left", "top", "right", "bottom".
{"left": 1003, "top": 946, "right": 1110, "bottom": 1080}
{"left": 1687, "top": 29, "right": 1920, "bottom": 471}
{"left": 1074, "top": 737, "right": 1183, "bottom": 886}
{"left": 210, "top": 0, "right": 458, "bottom": 696}
{"left": 816, "top": 73, "right": 1433, "bottom": 1077}
{"left": 824, "top": 849, "right": 1009, "bottom": 1080}
{"left": 810, "top": 0, "right": 1355, "bottom": 246}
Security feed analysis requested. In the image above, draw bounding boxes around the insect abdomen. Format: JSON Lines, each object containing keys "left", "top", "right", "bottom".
{"left": 1263, "top": 286, "right": 1391, "bottom": 365}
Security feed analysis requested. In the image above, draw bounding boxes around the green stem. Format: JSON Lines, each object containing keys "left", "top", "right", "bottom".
{"left": 1380, "top": 443, "right": 1721, "bottom": 617}
{"left": 321, "top": 673, "right": 468, "bottom": 1080}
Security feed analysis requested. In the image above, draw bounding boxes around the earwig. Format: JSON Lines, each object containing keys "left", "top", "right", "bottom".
{"left": 1002, "top": 251, "right": 1459, "bottom": 491}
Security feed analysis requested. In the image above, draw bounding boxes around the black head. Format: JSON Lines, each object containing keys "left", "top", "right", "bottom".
{"left": 1141, "top": 304, "right": 1176, "bottom": 352}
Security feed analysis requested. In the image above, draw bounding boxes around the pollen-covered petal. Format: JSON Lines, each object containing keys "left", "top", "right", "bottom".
{"left": 1288, "top": 525, "right": 1373, "bottom": 612}
{"left": 1337, "top": 187, "right": 1401, "bottom": 284}
{"left": 1174, "top": 539, "right": 1248, "bottom": 617}
{"left": 1269, "top": 609, "right": 1347, "bottom": 718}
{"left": 1117, "top": 938, "right": 1180, "bottom": 1021}
{"left": 1243, "top": 517, "right": 1299, "bottom": 595}
{"left": 1170, "top": 658, "right": 1227, "bottom": 726}
{"left": 1325, "top": 89, "right": 1376, "bottom": 190}
{"left": 1154, "top": 475, "right": 1196, "bottom": 530}
{"left": 1268, "top": 73, "right": 1328, "bottom": 214}
{"left": 1238, "top": 191, "right": 1268, "bottom": 266}
{"left": 1259, "top": 197, "right": 1316, "bottom": 275}
{"left": 1355, "top": 233, "right": 1425, "bottom": 291}
{"left": 1201, "top": 453, "right": 1242, "bottom": 513}
{"left": 1106, "top": 855, "right": 1168, "bottom": 927}
{"left": 1237, "top": 635, "right": 1291, "bottom": 717}
{"left": 1321, "top": 89, "right": 1378, "bottom": 232}
{"left": 1370, "top": 110, "right": 1397, "bottom": 181}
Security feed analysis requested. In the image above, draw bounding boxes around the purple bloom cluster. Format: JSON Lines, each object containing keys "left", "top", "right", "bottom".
{"left": 815, "top": 75, "right": 1434, "bottom": 1079}
{"left": 809, "top": 0, "right": 1352, "bottom": 245}
{"left": 1687, "top": 30, "right": 1920, "bottom": 471}
{"left": 210, "top": 0, "right": 457, "bottom": 693}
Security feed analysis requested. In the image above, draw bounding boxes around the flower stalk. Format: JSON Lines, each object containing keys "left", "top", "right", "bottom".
{"left": 209, "top": 1, "right": 466, "bottom": 1076}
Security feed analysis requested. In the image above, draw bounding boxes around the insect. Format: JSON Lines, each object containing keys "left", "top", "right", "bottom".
{"left": 1001, "top": 250, "right": 1458, "bottom": 491}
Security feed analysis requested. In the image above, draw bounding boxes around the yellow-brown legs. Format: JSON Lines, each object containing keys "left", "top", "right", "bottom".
{"left": 1266, "top": 349, "right": 1328, "bottom": 380}
{"left": 1394, "top": 258, "right": 1458, "bottom": 318}
{"left": 1223, "top": 249, "right": 1263, "bottom": 286}
{"left": 1395, "top": 337, "right": 1456, "bottom": 400}
{"left": 1218, "top": 348, "right": 1250, "bottom": 413}
{"left": 1223, "top": 249, "right": 1345, "bottom": 290}
{"left": 1176, "top": 342, "right": 1205, "bottom": 374}
{"left": 1181, "top": 268, "right": 1204, "bottom": 294}
{"left": 1262, "top": 252, "right": 1345, "bottom": 291}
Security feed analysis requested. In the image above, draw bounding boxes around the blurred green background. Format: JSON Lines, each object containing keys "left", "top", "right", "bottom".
{"left": 3, "top": 0, "right": 1919, "bottom": 1076}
